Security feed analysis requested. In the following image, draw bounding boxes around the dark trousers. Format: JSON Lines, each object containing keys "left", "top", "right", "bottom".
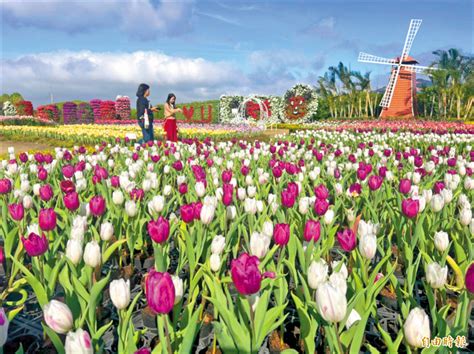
{"left": 138, "top": 120, "right": 154, "bottom": 143}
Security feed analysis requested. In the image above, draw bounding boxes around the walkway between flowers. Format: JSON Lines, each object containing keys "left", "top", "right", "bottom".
{"left": 0, "top": 139, "right": 51, "bottom": 155}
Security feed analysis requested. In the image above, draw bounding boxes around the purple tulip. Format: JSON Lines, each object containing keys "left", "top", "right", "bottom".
{"left": 130, "top": 188, "right": 145, "bottom": 201}
{"left": 368, "top": 175, "right": 383, "bottom": 191}
{"left": 63, "top": 192, "right": 80, "bottom": 211}
{"left": 145, "top": 270, "right": 175, "bottom": 314}
{"left": 39, "top": 184, "right": 54, "bottom": 202}
{"left": 89, "top": 195, "right": 106, "bottom": 216}
{"left": 181, "top": 204, "right": 195, "bottom": 223}
{"left": 349, "top": 183, "right": 362, "bottom": 196}
{"left": 304, "top": 220, "right": 321, "bottom": 243}
{"left": 240, "top": 165, "right": 250, "bottom": 176}
{"left": 433, "top": 181, "right": 445, "bottom": 194}
{"left": 222, "top": 183, "right": 233, "bottom": 206}
{"left": 0, "top": 179, "right": 12, "bottom": 194}
{"left": 134, "top": 349, "right": 151, "bottom": 354}
{"left": 231, "top": 253, "right": 262, "bottom": 295}
{"left": 274, "top": 223, "right": 290, "bottom": 247}
{"left": 357, "top": 168, "right": 368, "bottom": 181}
{"left": 287, "top": 182, "right": 299, "bottom": 196}
{"left": 19, "top": 152, "right": 28, "bottom": 163}
{"left": 402, "top": 198, "right": 419, "bottom": 219}
{"left": 22, "top": 229, "right": 48, "bottom": 257}
{"left": 314, "top": 198, "right": 329, "bottom": 216}
{"left": 465, "top": 263, "right": 474, "bottom": 293}
{"left": 281, "top": 188, "right": 296, "bottom": 208}
{"left": 110, "top": 176, "right": 120, "bottom": 188}
{"left": 222, "top": 170, "right": 232, "bottom": 183}
{"left": 399, "top": 179, "right": 411, "bottom": 195}
{"left": 39, "top": 208, "right": 57, "bottom": 231}
{"left": 379, "top": 166, "right": 387, "bottom": 178}
{"left": 8, "top": 203, "right": 24, "bottom": 221}
{"left": 148, "top": 217, "right": 170, "bottom": 244}
{"left": 60, "top": 180, "right": 75, "bottom": 194}
{"left": 38, "top": 168, "right": 48, "bottom": 181}
{"left": 62, "top": 165, "right": 75, "bottom": 178}
{"left": 178, "top": 183, "right": 188, "bottom": 195}
{"left": 337, "top": 228, "right": 356, "bottom": 252}
{"left": 172, "top": 161, "right": 183, "bottom": 171}
{"left": 272, "top": 167, "right": 283, "bottom": 178}
{"left": 314, "top": 184, "right": 329, "bottom": 200}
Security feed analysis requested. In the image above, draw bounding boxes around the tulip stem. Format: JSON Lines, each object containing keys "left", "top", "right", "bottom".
{"left": 164, "top": 314, "right": 173, "bottom": 354}
{"left": 335, "top": 322, "right": 344, "bottom": 354}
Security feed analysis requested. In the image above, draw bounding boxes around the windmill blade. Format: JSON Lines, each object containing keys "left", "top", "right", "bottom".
{"left": 380, "top": 66, "right": 401, "bottom": 108}
{"left": 400, "top": 19, "right": 422, "bottom": 60}
{"left": 402, "top": 64, "right": 438, "bottom": 74}
{"left": 358, "top": 52, "right": 397, "bottom": 65}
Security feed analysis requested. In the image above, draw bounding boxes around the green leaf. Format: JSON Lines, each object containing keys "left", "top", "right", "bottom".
{"left": 88, "top": 273, "right": 111, "bottom": 329}
{"left": 42, "top": 323, "right": 66, "bottom": 354}
{"left": 11, "top": 257, "right": 48, "bottom": 308}
{"left": 103, "top": 239, "right": 128, "bottom": 263}
{"left": 177, "top": 303, "right": 203, "bottom": 354}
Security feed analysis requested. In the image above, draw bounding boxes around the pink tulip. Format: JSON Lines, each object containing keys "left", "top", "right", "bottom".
{"left": 193, "top": 202, "right": 203, "bottom": 220}
{"left": 148, "top": 217, "right": 170, "bottom": 244}
{"left": 63, "top": 192, "right": 80, "bottom": 211}
{"left": 304, "top": 220, "right": 321, "bottom": 243}
{"left": 231, "top": 253, "right": 262, "bottom": 295}
{"left": 39, "top": 208, "right": 57, "bottom": 231}
{"left": 22, "top": 230, "right": 48, "bottom": 256}
{"left": 145, "top": 270, "right": 175, "bottom": 314}
{"left": 314, "top": 184, "right": 329, "bottom": 200}
{"left": 62, "top": 165, "right": 75, "bottom": 178}
{"left": 180, "top": 204, "right": 195, "bottom": 223}
{"left": 272, "top": 167, "right": 283, "bottom": 178}
{"left": 178, "top": 183, "right": 188, "bottom": 195}
{"left": 135, "top": 349, "right": 151, "bottom": 354}
{"left": 314, "top": 198, "right": 329, "bottom": 216}
{"left": 222, "top": 170, "right": 232, "bottom": 183}
{"left": 402, "top": 198, "right": 419, "bottom": 219}
{"left": 19, "top": 152, "right": 28, "bottom": 163}
{"left": 281, "top": 188, "right": 296, "bottom": 208}
{"left": 8, "top": 203, "right": 24, "bottom": 221}
{"left": 222, "top": 183, "right": 233, "bottom": 206}
{"left": 466, "top": 263, "right": 474, "bottom": 293}
{"left": 60, "top": 180, "right": 75, "bottom": 194}
{"left": 399, "top": 179, "right": 411, "bottom": 195}
{"left": 274, "top": 223, "right": 290, "bottom": 247}
{"left": 172, "top": 161, "right": 183, "bottom": 171}
{"left": 349, "top": 183, "right": 362, "bottom": 196}
{"left": 0, "top": 247, "right": 4, "bottom": 264}
{"left": 89, "top": 195, "right": 106, "bottom": 216}
{"left": 130, "top": 188, "right": 145, "bottom": 201}
{"left": 0, "top": 179, "right": 12, "bottom": 194}
{"left": 38, "top": 168, "right": 48, "bottom": 181}
{"left": 110, "top": 176, "right": 120, "bottom": 187}
{"left": 240, "top": 165, "right": 250, "bottom": 176}
{"left": 39, "top": 184, "right": 54, "bottom": 202}
{"left": 368, "top": 175, "right": 383, "bottom": 191}
{"left": 433, "top": 181, "right": 445, "bottom": 194}
{"left": 337, "top": 228, "right": 356, "bottom": 252}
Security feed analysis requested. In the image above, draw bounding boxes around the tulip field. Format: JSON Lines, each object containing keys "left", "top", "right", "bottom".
{"left": 1, "top": 121, "right": 474, "bottom": 353}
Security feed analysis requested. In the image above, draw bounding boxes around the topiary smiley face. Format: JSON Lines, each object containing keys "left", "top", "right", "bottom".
{"left": 286, "top": 95, "right": 307, "bottom": 120}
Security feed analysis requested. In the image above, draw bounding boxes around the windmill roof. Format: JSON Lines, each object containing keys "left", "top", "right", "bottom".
{"left": 395, "top": 55, "right": 418, "bottom": 63}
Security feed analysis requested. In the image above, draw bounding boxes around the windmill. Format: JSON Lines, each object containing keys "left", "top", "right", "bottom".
{"left": 358, "top": 19, "right": 437, "bottom": 118}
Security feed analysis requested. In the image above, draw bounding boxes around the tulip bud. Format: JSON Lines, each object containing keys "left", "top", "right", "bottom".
{"left": 145, "top": 270, "right": 175, "bottom": 314}
{"left": 83, "top": 241, "right": 101, "bottom": 268}
{"left": 65, "top": 328, "right": 93, "bottom": 354}
{"left": 250, "top": 232, "right": 271, "bottom": 259}
{"left": 304, "top": 220, "right": 321, "bottom": 243}
{"left": 200, "top": 204, "right": 216, "bottom": 225}
{"left": 359, "top": 232, "right": 377, "bottom": 260}
{"left": 307, "top": 260, "right": 328, "bottom": 290}
{"left": 337, "top": 229, "right": 356, "bottom": 252}
{"left": 402, "top": 198, "right": 419, "bottom": 219}
{"left": 100, "top": 222, "right": 114, "bottom": 241}
{"left": 460, "top": 208, "right": 472, "bottom": 226}
{"left": 211, "top": 235, "right": 226, "bottom": 255}
{"left": 210, "top": 253, "right": 221, "bottom": 272}
{"left": 273, "top": 223, "right": 290, "bottom": 247}
{"left": 430, "top": 194, "right": 444, "bottom": 212}
{"left": 110, "top": 279, "right": 131, "bottom": 310}
{"left": 244, "top": 198, "right": 258, "bottom": 215}
{"left": 231, "top": 253, "right": 262, "bottom": 295}
{"left": 298, "top": 197, "right": 310, "bottom": 214}
{"left": 434, "top": 231, "right": 449, "bottom": 252}
{"left": 39, "top": 207, "right": 57, "bottom": 231}
{"left": 403, "top": 308, "right": 431, "bottom": 348}
{"left": 426, "top": 262, "right": 447, "bottom": 289}
{"left": 44, "top": 300, "right": 73, "bottom": 334}
{"left": 262, "top": 220, "right": 273, "bottom": 238}
{"left": 22, "top": 194, "right": 33, "bottom": 209}
{"left": 66, "top": 239, "right": 83, "bottom": 265}
{"left": 226, "top": 205, "right": 236, "bottom": 220}
{"left": 125, "top": 200, "right": 138, "bottom": 217}
{"left": 316, "top": 282, "right": 347, "bottom": 323}
{"left": 0, "top": 308, "right": 8, "bottom": 347}
{"left": 237, "top": 188, "right": 246, "bottom": 201}
{"left": 466, "top": 263, "right": 474, "bottom": 293}
{"left": 345, "top": 309, "right": 361, "bottom": 330}
{"left": 324, "top": 209, "right": 335, "bottom": 224}
{"left": 112, "top": 190, "right": 124, "bottom": 205}
{"left": 171, "top": 275, "right": 184, "bottom": 304}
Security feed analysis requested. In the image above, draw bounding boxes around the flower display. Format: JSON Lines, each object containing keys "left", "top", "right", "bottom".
{"left": 63, "top": 102, "right": 78, "bottom": 124}
{"left": 115, "top": 96, "right": 131, "bottom": 120}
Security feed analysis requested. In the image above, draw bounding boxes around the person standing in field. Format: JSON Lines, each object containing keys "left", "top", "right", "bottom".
{"left": 163, "top": 93, "right": 181, "bottom": 142}
{"left": 136, "top": 83, "right": 159, "bottom": 143}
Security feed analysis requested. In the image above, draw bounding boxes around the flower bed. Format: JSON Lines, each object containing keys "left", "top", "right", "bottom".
{"left": 0, "top": 127, "right": 473, "bottom": 353}
{"left": 0, "top": 115, "right": 57, "bottom": 126}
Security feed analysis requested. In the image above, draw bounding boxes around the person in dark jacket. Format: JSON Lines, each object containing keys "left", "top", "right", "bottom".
{"left": 136, "top": 83, "right": 158, "bottom": 143}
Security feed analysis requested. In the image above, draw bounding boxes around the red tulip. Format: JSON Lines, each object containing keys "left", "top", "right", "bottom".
{"left": 63, "top": 192, "right": 80, "bottom": 211}
{"left": 337, "top": 228, "right": 356, "bottom": 252}
{"left": 39, "top": 208, "right": 57, "bottom": 231}
{"left": 145, "top": 270, "right": 175, "bottom": 314}
{"left": 39, "top": 184, "right": 54, "bottom": 202}
{"left": 402, "top": 198, "right": 419, "bottom": 219}
{"left": 368, "top": 175, "right": 383, "bottom": 191}
{"left": 22, "top": 228, "right": 48, "bottom": 256}
{"left": 273, "top": 223, "right": 290, "bottom": 247}
{"left": 304, "top": 220, "right": 321, "bottom": 243}
{"left": 314, "top": 184, "right": 329, "bottom": 200}
{"left": 314, "top": 198, "right": 329, "bottom": 216}
{"left": 0, "top": 178, "right": 12, "bottom": 194}
{"left": 399, "top": 179, "right": 411, "bottom": 195}
{"left": 8, "top": 203, "right": 24, "bottom": 221}
{"left": 148, "top": 217, "right": 170, "bottom": 244}
{"left": 89, "top": 195, "right": 106, "bottom": 216}
{"left": 466, "top": 263, "right": 474, "bottom": 293}
{"left": 180, "top": 204, "right": 195, "bottom": 223}
{"left": 231, "top": 253, "right": 262, "bottom": 295}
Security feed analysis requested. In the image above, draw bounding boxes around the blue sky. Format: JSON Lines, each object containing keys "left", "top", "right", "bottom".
{"left": 1, "top": 0, "right": 472, "bottom": 105}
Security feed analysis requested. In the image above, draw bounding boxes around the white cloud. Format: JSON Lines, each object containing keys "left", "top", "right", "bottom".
{"left": 1, "top": 0, "right": 194, "bottom": 39}
{"left": 301, "top": 16, "right": 337, "bottom": 37}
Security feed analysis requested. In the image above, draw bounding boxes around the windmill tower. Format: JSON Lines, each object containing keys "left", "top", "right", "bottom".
{"left": 358, "top": 19, "right": 437, "bottom": 118}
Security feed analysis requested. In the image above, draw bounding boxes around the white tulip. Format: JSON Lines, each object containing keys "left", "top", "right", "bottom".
{"left": 237, "top": 188, "right": 246, "bottom": 200}
{"left": 226, "top": 206, "right": 237, "bottom": 220}
{"left": 262, "top": 220, "right": 274, "bottom": 238}
{"left": 359, "top": 233, "right": 377, "bottom": 260}
{"left": 307, "top": 260, "right": 328, "bottom": 290}
{"left": 256, "top": 200, "right": 264, "bottom": 213}
{"left": 163, "top": 185, "right": 172, "bottom": 196}
{"left": 403, "top": 308, "right": 431, "bottom": 348}
{"left": 211, "top": 235, "right": 226, "bottom": 255}
{"left": 329, "top": 272, "right": 347, "bottom": 295}
{"left": 331, "top": 260, "right": 348, "bottom": 279}
{"left": 66, "top": 239, "right": 83, "bottom": 265}
{"left": 298, "top": 197, "right": 310, "bottom": 214}
{"left": 172, "top": 275, "right": 184, "bottom": 304}
{"left": 125, "top": 200, "right": 138, "bottom": 217}
{"left": 100, "top": 222, "right": 114, "bottom": 241}
{"left": 316, "top": 282, "right": 347, "bottom": 323}
{"left": 22, "top": 194, "right": 33, "bottom": 209}
{"left": 195, "top": 182, "right": 206, "bottom": 197}
{"left": 347, "top": 209, "right": 355, "bottom": 222}
{"left": 345, "top": 309, "right": 361, "bottom": 330}
{"left": 83, "top": 241, "right": 101, "bottom": 268}
{"left": 430, "top": 194, "right": 444, "bottom": 212}
{"left": 210, "top": 253, "right": 221, "bottom": 272}
{"left": 112, "top": 190, "right": 124, "bottom": 205}
{"left": 250, "top": 232, "right": 271, "bottom": 259}
{"left": 44, "top": 300, "right": 73, "bottom": 334}
{"left": 33, "top": 183, "right": 41, "bottom": 196}
{"left": 434, "top": 231, "right": 449, "bottom": 252}
{"left": 247, "top": 186, "right": 257, "bottom": 198}
{"left": 109, "top": 279, "right": 131, "bottom": 310}
{"left": 441, "top": 189, "right": 453, "bottom": 204}
{"left": 426, "top": 262, "right": 447, "bottom": 289}
{"left": 470, "top": 219, "right": 474, "bottom": 235}
{"left": 460, "top": 208, "right": 472, "bottom": 226}
{"left": 244, "top": 198, "right": 258, "bottom": 215}
{"left": 65, "top": 328, "right": 93, "bottom": 354}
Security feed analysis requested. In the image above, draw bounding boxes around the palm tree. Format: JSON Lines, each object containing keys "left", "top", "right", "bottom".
{"left": 353, "top": 71, "right": 372, "bottom": 117}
